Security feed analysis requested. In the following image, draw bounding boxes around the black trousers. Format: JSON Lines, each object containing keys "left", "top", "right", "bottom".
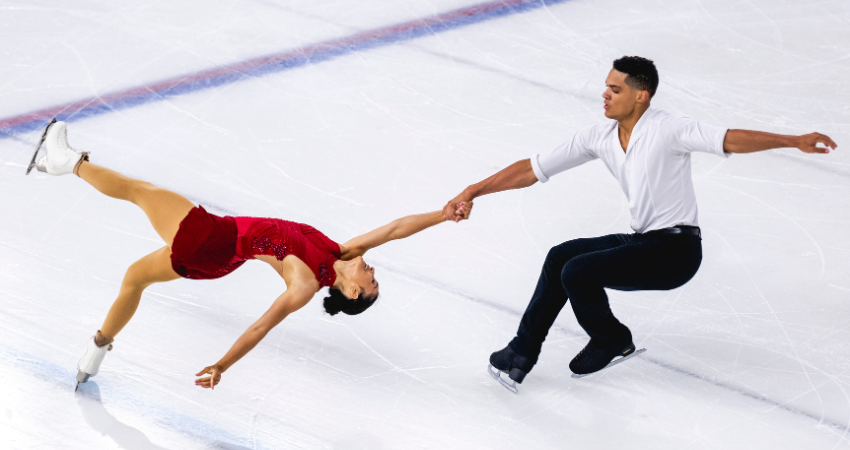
{"left": 509, "top": 232, "right": 702, "bottom": 362}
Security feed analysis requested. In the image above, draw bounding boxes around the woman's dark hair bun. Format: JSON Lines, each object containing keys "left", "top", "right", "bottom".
{"left": 324, "top": 287, "right": 379, "bottom": 316}
{"left": 323, "top": 288, "right": 347, "bottom": 316}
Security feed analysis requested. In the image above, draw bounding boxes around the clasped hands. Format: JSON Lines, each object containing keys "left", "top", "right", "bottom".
{"left": 444, "top": 195, "right": 474, "bottom": 223}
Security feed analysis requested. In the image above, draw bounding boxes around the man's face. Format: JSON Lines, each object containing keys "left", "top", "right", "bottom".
{"left": 602, "top": 69, "right": 642, "bottom": 120}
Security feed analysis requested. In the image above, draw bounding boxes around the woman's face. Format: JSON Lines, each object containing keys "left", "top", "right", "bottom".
{"left": 350, "top": 256, "right": 379, "bottom": 298}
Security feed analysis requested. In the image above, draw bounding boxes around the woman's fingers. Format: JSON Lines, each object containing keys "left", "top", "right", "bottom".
{"left": 195, "top": 365, "right": 221, "bottom": 389}
{"left": 196, "top": 376, "right": 211, "bottom": 388}
{"left": 443, "top": 200, "right": 463, "bottom": 221}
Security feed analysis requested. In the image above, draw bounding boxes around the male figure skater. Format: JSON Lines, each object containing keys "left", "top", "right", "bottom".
{"left": 443, "top": 56, "right": 837, "bottom": 389}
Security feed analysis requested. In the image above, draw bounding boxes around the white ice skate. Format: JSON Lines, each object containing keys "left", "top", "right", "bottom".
{"left": 75, "top": 336, "right": 112, "bottom": 391}
{"left": 32, "top": 120, "right": 88, "bottom": 176}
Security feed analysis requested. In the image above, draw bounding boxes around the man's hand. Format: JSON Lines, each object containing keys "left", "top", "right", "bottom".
{"left": 195, "top": 364, "right": 223, "bottom": 390}
{"left": 454, "top": 201, "right": 473, "bottom": 221}
{"left": 725, "top": 130, "right": 838, "bottom": 154}
{"left": 443, "top": 193, "right": 473, "bottom": 222}
{"left": 796, "top": 132, "right": 837, "bottom": 154}
{"left": 442, "top": 159, "right": 537, "bottom": 222}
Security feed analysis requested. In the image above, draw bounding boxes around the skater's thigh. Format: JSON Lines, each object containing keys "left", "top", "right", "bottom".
{"left": 563, "top": 237, "right": 701, "bottom": 292}
{"left": 133, "top": 183, "right": 195, "bottom": 247}
{"left": 547, "top": 234, "right": 627, "bottom": 267}
{"left": 125, "top": 246, "right": 181, "bottom": 287}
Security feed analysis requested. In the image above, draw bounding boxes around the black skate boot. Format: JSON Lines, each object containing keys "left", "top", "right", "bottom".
{"left": 487, "top": 345, "right": 535, "bottom": 393}
{"left": 569, "top": 340, "right": 642, "bottom": 377}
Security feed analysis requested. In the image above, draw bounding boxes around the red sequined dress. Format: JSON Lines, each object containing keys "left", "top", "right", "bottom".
{"left": 170, "top": 206, "right": 341, "bottom": 290}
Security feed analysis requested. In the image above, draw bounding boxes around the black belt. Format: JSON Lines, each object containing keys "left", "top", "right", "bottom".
{"left": 643, "top": 225, "right": 701, "bottom": 238}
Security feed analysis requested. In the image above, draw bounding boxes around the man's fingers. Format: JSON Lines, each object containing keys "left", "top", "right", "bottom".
{"left": 819, "top": 135, "right": 837, "bottom": 150}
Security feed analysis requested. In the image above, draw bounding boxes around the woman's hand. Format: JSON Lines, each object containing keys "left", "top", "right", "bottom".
{"left": 195, "top": 364, "right": 223, "bottom": 390}
{"left": 454, "top": 201, "right": 473, "bottom": 221}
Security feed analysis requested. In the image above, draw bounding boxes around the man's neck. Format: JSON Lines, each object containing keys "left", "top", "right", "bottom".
{"left": 617, "top": 104, "right": 650, "bottom": 135}
{"left": 616, "top": 104, "right": 650, "bottom": 152}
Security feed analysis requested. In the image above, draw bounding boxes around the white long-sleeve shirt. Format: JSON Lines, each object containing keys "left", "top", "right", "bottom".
{"left": 530, "top": 108, "right": 729, "bottom": 233}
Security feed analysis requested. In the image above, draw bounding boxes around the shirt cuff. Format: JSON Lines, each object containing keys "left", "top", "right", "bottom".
{"left": 716, "top": 129, "right": 731, "bottom": 158}
{"left": 530, "top": 154, "right": 549, "bottom": 183}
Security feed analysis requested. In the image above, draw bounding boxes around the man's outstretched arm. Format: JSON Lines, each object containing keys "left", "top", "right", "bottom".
{"left": 723, "top": 130, "right": 837, "bottom": 154}
{"left": 442, "top": 159, "right": 538, "bottom": 221}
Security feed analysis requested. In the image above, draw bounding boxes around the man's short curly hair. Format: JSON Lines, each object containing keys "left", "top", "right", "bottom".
{"left": 613, "top": 56, "right": 659, "bottom": 98}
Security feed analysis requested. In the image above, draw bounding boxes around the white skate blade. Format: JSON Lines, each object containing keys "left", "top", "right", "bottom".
{"left": 487, "top": 364, "right": 518, "bottom": 394}
{"left": 571, "top": 348, "right": 647, "bottom": 379}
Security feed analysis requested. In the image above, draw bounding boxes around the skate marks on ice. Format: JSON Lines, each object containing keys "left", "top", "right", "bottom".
{"left": 0, "top": 0, "right": 576, "bottom": 138}
{"left": 2, "top": 350, "right": 259, "bottom": 450}
{"left": 76, "top": 383, "right": 170, "bottom": 450}
{"left": 77, "top": 383, "right": 255, "bottom": 450}
{"left": 384, "top": 265, "right": 850, "bottom": 432}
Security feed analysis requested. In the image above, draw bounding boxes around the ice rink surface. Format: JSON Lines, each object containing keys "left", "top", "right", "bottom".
{"left": 1, "top": 0, "right": 849, "bottom": 448}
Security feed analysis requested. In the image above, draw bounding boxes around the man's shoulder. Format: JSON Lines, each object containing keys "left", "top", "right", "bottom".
{"left": 643, "top": 108, "right": 676, "bottom": 124}
{"left": 645, "top": 109, "right": 700, "bottom": 135}
{"left": 648, "top": 108, "right": 705, "bottom": 126}
{"left": 579, "top": 119, "right": 617, "bottom": 138}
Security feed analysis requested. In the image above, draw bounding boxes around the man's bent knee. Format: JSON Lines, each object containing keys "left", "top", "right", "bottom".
{"left": 560, "top": 259, "right": 599, "bottom": 304}
{"left": 543, "top": 241, "right": 584, "bottom": 274}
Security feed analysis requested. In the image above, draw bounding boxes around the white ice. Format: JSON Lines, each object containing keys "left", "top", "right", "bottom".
{"left": 1, "top": 0, "right": 850, "bottom": 449}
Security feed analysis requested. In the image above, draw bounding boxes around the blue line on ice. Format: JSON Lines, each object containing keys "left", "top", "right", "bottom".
{"left": 0, "top": 0, "right": 571, "bottom": 138}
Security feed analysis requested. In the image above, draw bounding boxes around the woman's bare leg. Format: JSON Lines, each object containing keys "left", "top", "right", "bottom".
{"left": 76, "top": 160, "right": 195, "bottom": 341}
{"left": 76, "top": 160, "right": 195, "bottom": 246}
{"left": 99, "top": 246, "right": 181, "bottom": 342}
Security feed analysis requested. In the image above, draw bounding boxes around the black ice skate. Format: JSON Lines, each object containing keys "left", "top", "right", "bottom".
{"left": 487, "top": 345, "right": 535, "bottom": 394}
{"left": 569, "top": 341, "right": 646, "bottom": 378}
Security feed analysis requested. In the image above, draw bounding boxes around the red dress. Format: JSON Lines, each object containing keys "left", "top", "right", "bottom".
{"left": 170, "top": 206, "right": 341, "bottom": 290}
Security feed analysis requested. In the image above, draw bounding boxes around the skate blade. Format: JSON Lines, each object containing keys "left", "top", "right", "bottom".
{"left": 487, "top": 364, "right": 518, "bottom": 394}
{"left": 26, "top": 118, "right": 57, "bottom": 175}
{"left": 571, "top": 348, "right": 647, "bottom": 379}
{"left": 76, "top": 370, "right": 91, "bottom": 384}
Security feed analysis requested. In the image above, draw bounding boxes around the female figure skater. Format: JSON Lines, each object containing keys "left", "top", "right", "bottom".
{"left": 35, "top": 121, "right": 471, "bottom": 390}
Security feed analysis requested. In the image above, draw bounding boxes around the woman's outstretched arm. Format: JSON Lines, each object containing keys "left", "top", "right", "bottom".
{"left": 194, "top": 281, "right": 315, "bottom": 389}
{"left": 340, "top": 203, "right": 472, "bottom": 260}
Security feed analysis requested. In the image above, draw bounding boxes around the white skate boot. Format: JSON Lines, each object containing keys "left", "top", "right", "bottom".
{"left": 76, "top": 336, "right": 112, "bottom": 391}
{"left": 35, "top": 121, "right": 89, "bottom": 176}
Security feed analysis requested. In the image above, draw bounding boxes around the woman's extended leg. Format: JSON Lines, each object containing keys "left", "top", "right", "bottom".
{"left": 76, "top": 160, "right": 195, "bottom": 342}
{"left": 76, "top": 161, "right": 195, "bottom": 247}
{"left": 98, "top": 245, "right": 181, "bottom": 343}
